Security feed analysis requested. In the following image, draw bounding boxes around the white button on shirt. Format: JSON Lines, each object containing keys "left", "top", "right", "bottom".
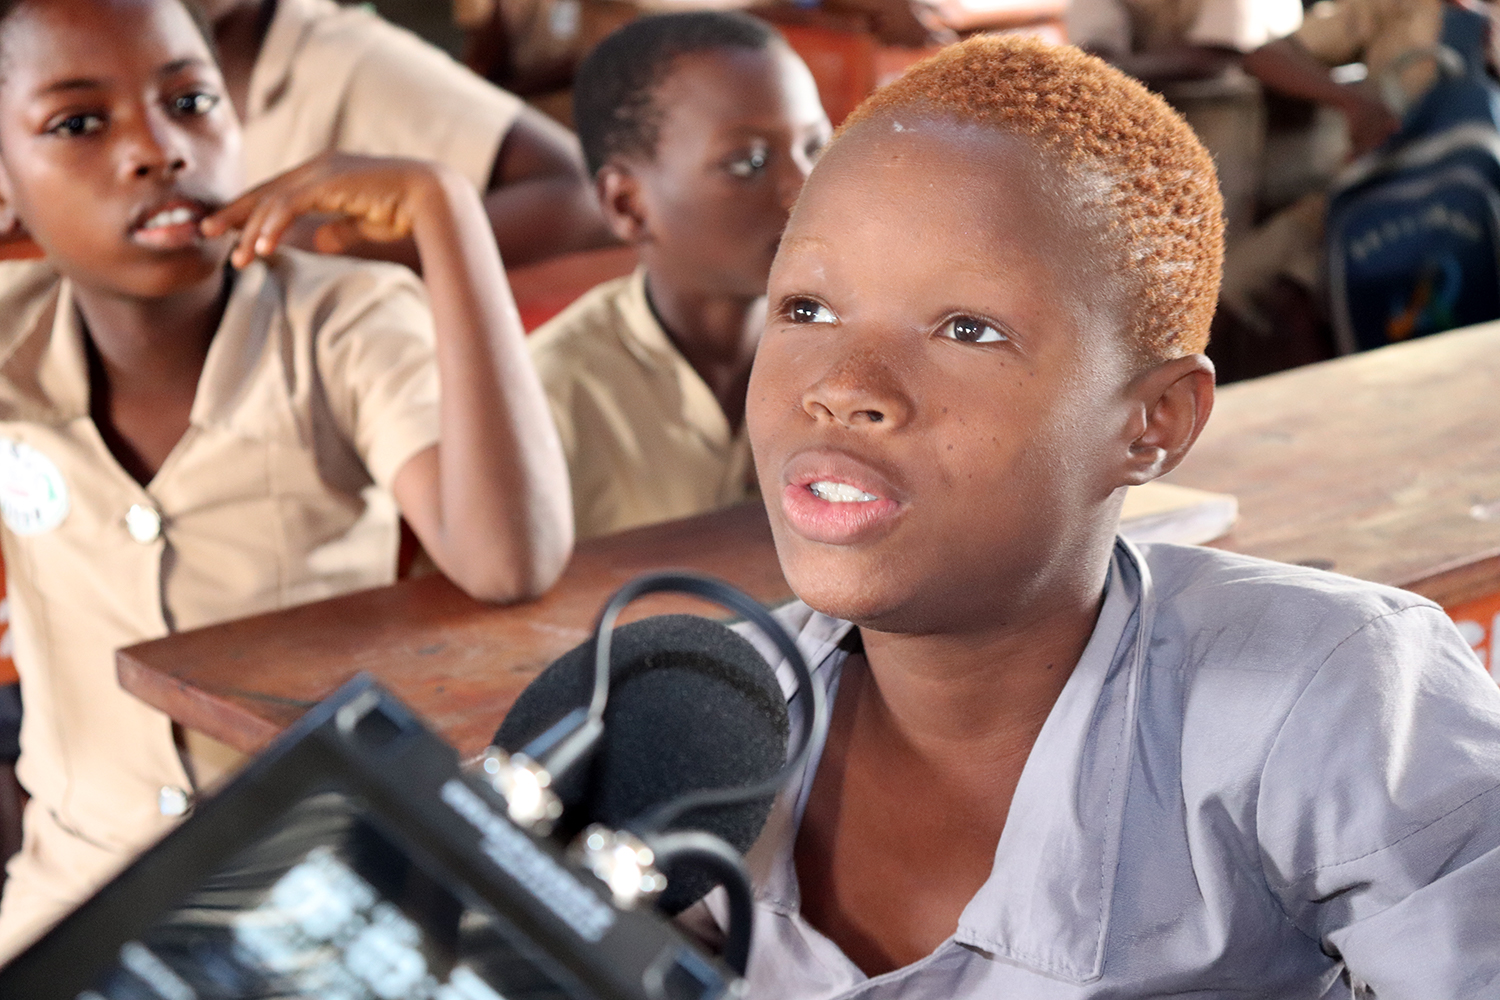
{"left": 125, "top": 504, "right": 161, "bottom": 544}
{"left": 724, "top": 540, "right": 1500, "bottom": 999}
{"left": 157, "top": 786, "right": 190, "bottom": 818}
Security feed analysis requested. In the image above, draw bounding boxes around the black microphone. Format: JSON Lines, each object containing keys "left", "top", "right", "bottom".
{"left": 494, "top": 614, "right": 789, "bottom": 915}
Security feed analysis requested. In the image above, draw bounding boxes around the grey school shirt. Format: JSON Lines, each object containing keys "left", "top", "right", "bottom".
{"left": 721, "top": 539, "right": 1500, "bottom": 998}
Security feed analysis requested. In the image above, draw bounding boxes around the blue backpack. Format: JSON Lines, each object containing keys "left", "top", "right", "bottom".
{"left": 1326, "top": 2, "right": 1500, "bottom": 353}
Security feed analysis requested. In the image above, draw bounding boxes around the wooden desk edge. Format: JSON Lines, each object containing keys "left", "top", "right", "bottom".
{"left": 1400, "top": 550, "right": 1500, "bottom": 609}
{"left": 117, "top": 655, "right": 286, "bottom": 754}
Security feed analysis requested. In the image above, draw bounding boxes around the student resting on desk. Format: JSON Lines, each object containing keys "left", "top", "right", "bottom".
{"left": 161, "top": 0, "right": 612, "bottom": 266}
{"left": 697, "top": 34, "right": 1500, "bottom": 997}
{"left": 527, "top": 12, "right": 830, "bottom": 539}
{"left": 0, "top": 0, "right": 571, "bottom": 959}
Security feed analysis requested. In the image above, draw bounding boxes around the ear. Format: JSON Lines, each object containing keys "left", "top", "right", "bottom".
{"left": 1119, "top": 353, "right": 1215, "bottom": 486}
{"left": 595, "top": 162, "right": 649, "bottom": 245}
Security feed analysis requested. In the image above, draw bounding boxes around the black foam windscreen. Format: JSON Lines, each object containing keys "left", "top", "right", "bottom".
{"left": 494, "top": 615, "right": 789, "bottom": 914}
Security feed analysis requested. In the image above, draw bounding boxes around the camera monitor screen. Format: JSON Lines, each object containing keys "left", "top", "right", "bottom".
{"left": 0, "top": 679, "right": 733, "bottom": 1000}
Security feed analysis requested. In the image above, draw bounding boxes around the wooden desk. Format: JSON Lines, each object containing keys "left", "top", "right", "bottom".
{"left": 1163, "top": 320, "right": 1500, "bottom": 668}
{"left": 118, "top": 504, "right": 790, "bottom": 758}
{"left": 119, "top": 322, "right": 1500, "bottom": 752}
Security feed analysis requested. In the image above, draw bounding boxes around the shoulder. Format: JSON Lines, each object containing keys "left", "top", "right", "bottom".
{"left": 301, "top": 0, "right": 521, "bottom": 104}
{"left": 264, "top": 248, "right": 430, "bottom": 329}
{"left": 1140, "top": 541, "right": 1441, "bottom": 673}
{"left": 0, "top": 260, "right": 59, "bottom": 361}
{"left": 527, "top": 274, "right": 643, "bottom": 385}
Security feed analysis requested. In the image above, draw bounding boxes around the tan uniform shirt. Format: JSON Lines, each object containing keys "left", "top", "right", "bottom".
{"left": 1068, "top": 0, "right": 1303, "bottom": 55}
{"left": 1295, "top": 0, "right": 1446, "bottom": 105}
{"left": 243, "top": 0, "right": 524, "bottom": 189}
{"left": 0, "top": 250, "right": 440, "bottom": 957}
{"left": 528, "top": 271, "right": 755, "bottom": 539}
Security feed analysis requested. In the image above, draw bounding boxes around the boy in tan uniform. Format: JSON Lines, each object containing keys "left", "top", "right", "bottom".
{"left": 528, "top": 12, "right": 829, "bottom": 538}
{"left": 0, "top": 0, "right": 571, "bottom": 958}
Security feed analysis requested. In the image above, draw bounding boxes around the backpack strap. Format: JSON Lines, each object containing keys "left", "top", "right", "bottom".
{"left": 1440, "top": 1, "right": 1491, "bottom": 78}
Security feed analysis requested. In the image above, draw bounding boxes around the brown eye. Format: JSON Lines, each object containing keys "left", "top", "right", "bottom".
{"left": 788, "top": 299, "right": 835, "bottom": 324}
{"left": 172, "top": 91, "right": 219, "bottom": 116}
{"left": 940, "top": 316, "right": 1006, "bottom": 344}
{"left": 47, "top": 112, "right": 104, "bottom": 137}
{"left": 726, "top": 148, "right": 769, "bottom": 178}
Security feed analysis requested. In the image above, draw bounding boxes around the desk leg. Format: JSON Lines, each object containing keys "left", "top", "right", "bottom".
{"left": 1447, "top": 592, "right": 1500, "bottom": 683}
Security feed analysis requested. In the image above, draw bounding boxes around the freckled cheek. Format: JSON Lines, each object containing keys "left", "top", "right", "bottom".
{"left": 927, "top": 382, "right": 1056, "bottom": 491}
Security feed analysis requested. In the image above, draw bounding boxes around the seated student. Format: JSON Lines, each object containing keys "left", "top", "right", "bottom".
{"left": 711, "top": 35, "right": 1500, "bottom": 996}
{"left": 528, "top": 12, "right": 830, "bottom": 539}
{"left": 1068, "top": 0, "right": 1303, "bottom": 239}
{"left": 183, "top": 0, "right": 612, "bottom": 266}
{"left": 1224, "top": 0, "right": 1474, "bottom": 349}
{"left": 0, "top": 0, "right": 571, "bottom": 958}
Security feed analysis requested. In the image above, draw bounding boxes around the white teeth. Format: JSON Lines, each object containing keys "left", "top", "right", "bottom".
{"left": 141, "top": 206, "right": 195, "bottom": 230}
{"left": 809, "top": 480, "right": 878, "bottom": 503}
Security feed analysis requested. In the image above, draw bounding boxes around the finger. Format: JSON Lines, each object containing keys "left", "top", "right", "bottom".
{"left": 230, "top": 192, "right": 290, "bottom": 269}
{"left": 201, "top": 158, "right": 323, "bottom": 238}
{"left": 246, "top": 195, "right": 303, "bottom": 260}
{"left": 313, "top": 217, "right": 363, "bottom": 255}
{"left": 200, "top": 187, "right": 261, "bottom": 239}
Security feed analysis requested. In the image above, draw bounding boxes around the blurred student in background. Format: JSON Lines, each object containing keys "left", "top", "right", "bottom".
{"left": 1222, "top": 0, "right": 1490, "bottom": 358}
{"left": 0, "top": 0, "right": 570, "bottom": 955}
{"left": 1068, "top": 0, "right": 1303, "bottom": 241}
{"left": 188, "top": 0, "right": 612, "bottom": 265}
{"left": 528, "top": 12, "right": 830, "bottom": 539}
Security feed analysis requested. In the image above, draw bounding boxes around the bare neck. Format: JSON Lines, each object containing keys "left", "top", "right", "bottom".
{"left": 72, "top": 273, "right": 230, "bottom": 398}
{"left": 854, "top": 569, "right": 1110, "bottom": 771}
{"left": 642, "top": 275, "right": 763, "bottom": 432}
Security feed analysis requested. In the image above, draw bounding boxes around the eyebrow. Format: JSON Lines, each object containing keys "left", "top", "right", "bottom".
{"left": 38, "top": 78, "right": 102, "bottom": 96}
{"left": 35, "top": 58, "right": 210, "bottom": 96}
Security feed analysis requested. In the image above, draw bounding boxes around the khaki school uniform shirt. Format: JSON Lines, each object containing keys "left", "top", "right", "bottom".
{"left": 243, "top": 0, "right": 524, "bottom": 189}
{"left": 1295, "top": 0, "right": 1445, "bottom": 106}
{"left": 0, "top": 251, "right": 439, "bottom": 956}
{"left": 527, "top": 271, "right": 756, "bottom": 539}
{"left": 1068, "top": 0, "right": 1302, "bottom": 55}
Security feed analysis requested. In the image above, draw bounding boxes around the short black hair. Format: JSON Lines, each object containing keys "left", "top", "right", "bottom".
{"left": 573, "top": 10, "right": 781, "bottom": 176}
{"left": 0, "top": 0, "right": 220, "bottom": 81}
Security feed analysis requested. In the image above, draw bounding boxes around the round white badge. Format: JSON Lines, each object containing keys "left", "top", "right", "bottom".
{"left": 0, "top": 438, "right": 69, "bottom": 536}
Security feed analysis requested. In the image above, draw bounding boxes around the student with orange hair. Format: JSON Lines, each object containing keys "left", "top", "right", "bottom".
{"left": 704, "top": 34, "right": 1500, "bottom": 998}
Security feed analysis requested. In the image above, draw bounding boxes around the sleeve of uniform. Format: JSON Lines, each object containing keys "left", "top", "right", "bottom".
{"left": 335, "top": 16, "right": 524, "bottom": 191}
{"left": 1187, "top": 0, "right": 1303, "bottom": 52}
{"left": 313, "top": 262, "right": 442, "bottom": 493}
{"left": 1256, "top": 603, "right": 1500, "bottom": 998}
{"left": 1294, "top": 0, "right": 1379, "bottom": 68}
{"left": 1065, "top": 0, "right": 1131, "bottom": 54}
{"left": 527, "top": 331, "right": 613, "bottom": 539}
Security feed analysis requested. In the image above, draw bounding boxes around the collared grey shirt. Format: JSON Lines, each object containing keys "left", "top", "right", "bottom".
{"left": 720, "top": 539, "right": 1500, "bottom": 998}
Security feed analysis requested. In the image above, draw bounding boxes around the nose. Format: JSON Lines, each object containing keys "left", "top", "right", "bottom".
{"left": 121, "top": 105, "right": 188, "bottom": 180}
{"left": 801, "top": 343, "right": 914, "bottom": 430}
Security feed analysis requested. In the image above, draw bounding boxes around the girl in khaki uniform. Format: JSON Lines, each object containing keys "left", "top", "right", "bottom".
{"left": 0, "top": 0, "right": 571, "bottom": 959}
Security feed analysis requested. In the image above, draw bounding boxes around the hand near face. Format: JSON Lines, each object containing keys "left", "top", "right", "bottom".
{"left": 202, "top": 152, "right": 451, "bottom": 268}
{"left": 1341, "top": 88, "right": 1399, "bottom": 158}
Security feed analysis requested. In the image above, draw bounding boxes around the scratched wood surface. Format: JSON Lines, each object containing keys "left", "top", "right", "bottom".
{"left": 1164, "top": 319, "right": 1500, "bottom": 608}
{"left": 117, "top": 503, "right": 791, "bottom": 758}
{"left": 120, "top": 321, "right": 1500, "bottom": 755}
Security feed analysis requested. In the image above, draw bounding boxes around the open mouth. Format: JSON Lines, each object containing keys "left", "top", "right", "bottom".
{"left": 130, "top": 199, "right": 213, "bottom": 251}
{"left": 780, "top": 453, "right": 906, "bottom": 545}
{"left": 808, "top": 481, "right": 880, "bottom": 503}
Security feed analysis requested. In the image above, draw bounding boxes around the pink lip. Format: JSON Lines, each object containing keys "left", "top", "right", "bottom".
{"left": 128, "top": 197, "right": 212, "bottom": 251}
{"left": 778, "top": 450, "right": 907, "bottom": 545}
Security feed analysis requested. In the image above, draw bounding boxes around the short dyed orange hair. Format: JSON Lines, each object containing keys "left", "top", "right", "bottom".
{"left": 839, "top": 34, "right": 1223, "bottom": 360}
